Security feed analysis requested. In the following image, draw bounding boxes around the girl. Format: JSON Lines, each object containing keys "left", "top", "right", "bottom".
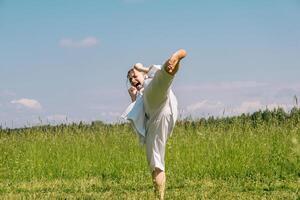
{"left": 122, "top": 49, "right": 187, "bottom": 199}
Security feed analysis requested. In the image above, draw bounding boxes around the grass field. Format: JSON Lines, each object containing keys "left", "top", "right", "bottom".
{"left": 1, "top": 108, "right": 300, "bottom": 199}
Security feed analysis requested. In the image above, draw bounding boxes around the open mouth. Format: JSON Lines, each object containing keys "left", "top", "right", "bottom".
{"left": 135, "top": 82, "right": 142, "bottom": 90}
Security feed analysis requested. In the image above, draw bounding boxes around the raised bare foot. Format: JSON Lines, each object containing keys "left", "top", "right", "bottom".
{"left": 164, "top": 49, "right": 187, "bottom": 75}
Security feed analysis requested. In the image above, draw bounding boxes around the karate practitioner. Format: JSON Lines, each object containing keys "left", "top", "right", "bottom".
{"left": 122, "top": 49, "right": 187, "bottom": 199}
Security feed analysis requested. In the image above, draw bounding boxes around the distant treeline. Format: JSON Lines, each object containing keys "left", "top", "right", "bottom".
{"left": 1, "top": 107, "right": 300, "bottom": 133}
{"left": 178, "top": 106, "right": 300, "bottom": 127}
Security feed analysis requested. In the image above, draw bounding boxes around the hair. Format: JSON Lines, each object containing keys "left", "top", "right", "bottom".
{"left": 127, "top": 68, "right": 135, "bottom": 80}
{"left": 126, "top": 66, "right": 147, "bottom": 85}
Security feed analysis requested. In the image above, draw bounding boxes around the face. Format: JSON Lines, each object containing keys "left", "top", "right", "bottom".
{"left": 128, "top": 68, "right": 145, "bottom": 90}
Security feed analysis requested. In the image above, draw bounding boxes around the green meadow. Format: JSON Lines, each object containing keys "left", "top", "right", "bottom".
{"left": 1, "top": 108, "right": 300, "bottom": 199}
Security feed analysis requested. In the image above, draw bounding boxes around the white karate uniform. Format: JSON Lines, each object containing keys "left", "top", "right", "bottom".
{"left": 122, "top": 65, "right": 178, "bottom": 172}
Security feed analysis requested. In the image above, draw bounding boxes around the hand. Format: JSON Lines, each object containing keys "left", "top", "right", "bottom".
{"left": 134, "top": 63, "right": 149, "bottom": 73}
{"left": 128, "top": 86, "right": 138, "bottom": 102}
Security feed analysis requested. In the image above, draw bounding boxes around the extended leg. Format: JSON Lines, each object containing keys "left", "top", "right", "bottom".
{"left": 144, "top": 49, "right": 187, "bottom": 112}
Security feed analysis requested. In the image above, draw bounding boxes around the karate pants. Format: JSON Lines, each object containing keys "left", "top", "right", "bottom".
{"left": 144, "top": 67, "right": 176, "bottom": 172}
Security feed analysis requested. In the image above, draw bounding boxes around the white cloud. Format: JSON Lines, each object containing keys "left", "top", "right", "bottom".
{"left": 186, "top": 100, "right": 224, "bottom": 113}
{"left": 47, "top": 114, "right": 67, "bottom": 121}
{"left": 232, "top": 101, "right": 295, "bottom": 115}
{"left": 232, "top": 100, "right": 263, "bottom": 114}
{"left": 265, "top": 103, "right": 294, "bottom": 111}
{"left": 59, "top": 36, "right": 99, "bottom": 48}
{"left": 184, "top": 99, "right": 295, "bottom": 118}
{"left": 11, "top": 98, "right": 42, "bottom": 110}
{"left": 101, "top": 111, "right": 121, "bottom": 117}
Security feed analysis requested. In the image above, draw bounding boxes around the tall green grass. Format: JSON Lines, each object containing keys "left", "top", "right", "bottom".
{"left": 0, "top": 108, "right": 299, "bottom": 199}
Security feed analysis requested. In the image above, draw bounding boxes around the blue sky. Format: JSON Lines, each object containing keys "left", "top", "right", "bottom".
{"left": 0, "top": 0, "right": 300, "bottom": 128}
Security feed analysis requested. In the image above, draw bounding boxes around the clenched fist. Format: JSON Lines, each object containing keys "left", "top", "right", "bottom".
{"left": 128, "top": 86, "right": 138, "bottom": 102}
